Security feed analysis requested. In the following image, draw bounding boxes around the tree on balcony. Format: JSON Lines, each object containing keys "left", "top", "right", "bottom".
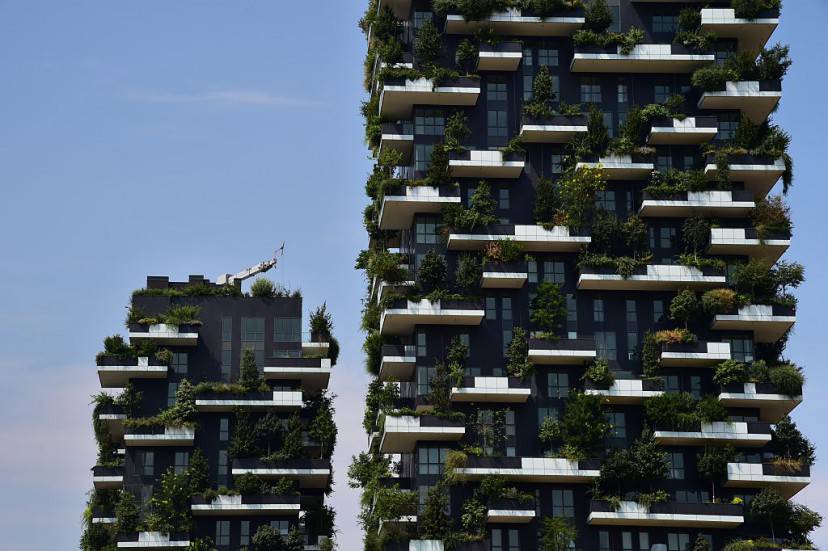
{"left": 696, "top": 445, "right": 736, "bottom": 501}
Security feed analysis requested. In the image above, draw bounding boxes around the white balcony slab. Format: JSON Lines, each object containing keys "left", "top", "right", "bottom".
{"left": 704, "top": 157, "right": 785, "bottom": 198}
{"left": 588, "top": 501, "right": 743, "bottom": 528}
{"left": 118, "top": 533, "right": 190, "bottom": 549}
{"left": 654, "top": 422, "right": 771, "bottom": 447}
{"left": 698, "top": 81, "right": 782, "bottom": 123}
{"left": 576, "top": 155, "right": 655, "bottom": 180}
{"left": 379, "top": 415, "right": 465, "bottom": 453}
{"left": 449, "top": 150, "right": 525, "bottom": 179}
{"left": 98, "top": 358, "right": 168, "bottom": 388}
{"left": 448, "top": 225, "right": 590, "bottom": 252}
{"left": 196, "top": 391, "right": 303, "bottom": 412}
{"left": 708, "top": 228, "right": 790, "bottom": 263}
{"left": 379, "top": 186, "right": 461, "bottom": 230}
{"left": 718, "top": 382, "right": 802, "bottom": 422}
{"left": 725, "top": 462, "right": 810, "bottom": 498}
{"left": 661, "top": 342, "right": 731, "bottom": 367}
{"left": 454, "top": 457, "right": 600, "bottom": 483}
{"left": 572, "top": 44, "right": 714, "bottom": 73}
{"left": 487, "top": 509, "right": 535, "bottom": 523}
{"left": 481, "top": 270, "right": 528, "bottom": 289}
{"left": 128, "top": 324, "right": 198, "bottom": 346}
{"left": 380, "top": 300, "right": 484, "bottom": 335}
{"left": 450, "top": 377, "right": 531, "bottom": 403}
{"left": 191, "top": 495, "right": 301, "bottom": 516}
{"left": 444, "top": 8, "right": 584, "bottom": 36}
{"left": 124, "top": 426, "right": 195, "bottom": 447}
{"left": 639, "top": 191, "right": 755, "bottom": 218}
{"left": 701, "top": 8, "right": 779, "bottom": 52}
{"left": 578, "top": 265, "right": 726, "bottom": 291}
{"left": 478, "top": 49, "right": 522, "bottom": 71}
{"left": 713, "top": 304, "right": 796, "bottom": 343}
{"left": 263, "top": 359, "right": 332, "bottom": 392}
{"left": 585, "top": 379, "right": 664, "bottom": 404}
{"left": 519, "top": 120, "right": 587, "bottom": 143}
{"left": 647, "top": 117, "right": 718, "bottom": 145}
{"left": 379, "top": 346, "right": 417, "bottom": 381}
{"left": 379, "top": 78, "right": 480, "bottom": 118}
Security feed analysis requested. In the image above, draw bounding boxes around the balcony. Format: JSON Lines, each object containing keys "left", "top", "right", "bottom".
{"left": 232, "top": 459, "right": 332, "bottom": 489}
{"left": 528, "top": 336, "right": 597, "bottom": 365}
{"left": 647, "top": 116, "right": 718, "bottom": 145}
{"left": 97, "top": 355, "right": 169, "bottom": 388}
{"left": 191, "top": 494, "right": 301, "bottom": 516}
{"left": 378, "top": 185, "right": 461, "bottom": 230}
{"left": 263, "top": 358, "right": 332, "bottom": 393}
{"left": 374, "top": 278, "right": 416, "bottom": 305}
{"left": 701, "top": 8, "right": 779, "bottom": 52}
{"left": 578, "top": 265, "right": 726, "bottom": 291}
{"left": 378, "top": 0, "right": 410, "bottom": 19}
{"left": 124, "top": 425, "right": 195, "bottom": 447}
{"left": 576, "top": 154, "right": 655, "bottom": 180}
{"left": 379, "top": 77, "right": 481, "bottom": 119}
{"left": 704, "top": 154, "right": 786, "bottom": 198}
{"left": 519, "top": 114, "right": 588, "bottom": 143}
{"left": 487, "top": 498, "right": 536, "bottom": 524}
{"left": 450, "top": 376, "right": 531, "bottom": 403}
{"left": 117, "top": 533, "right": 190, "bottom": 549}
{"left": 661, "top": 341, "right": 731, "bottom": 367}
{"left": 379, "top": 414, "right": 465, "bottom": 453}
{"left": 571, "top": 44, "right": 714, "bottom": 73}
{"left": 92, "top": 465, "right": 123, "bottom": 490}
{"left": 379, "top": 122, "right": 414, "bottom": 163}
{"left": 448, "top": 150, "right": 525, "bottom": 179}
{"left": 481, "top": 261, "right": 528, "bottom": 289}
{"left": 128, "top": 323, "right": 198, "bottom": 346}
{"left": 712, "top": 304, "right": 796, "bottom": 343}
{"left": 584, "top": 378, "right": 664, "bottom": 404}
{"left": 453, "top": 456, "right": 600, "bottom": 483}
{"left": 99, "top": 404, "right": 127, "bottom": 440}
{"left": 718, "top": 382, "right": 802, "bottom": 422}
{"left": 588, "top": 501, "right": 743, "bottom": 528}
{"left": 639, "top": 190, "right": 755, "bottom": 218}
{"left": 708, "top": 228, "right": 790, "bottom": 263}
{"left": 380, "top": 299, "right": 484, "bottom": 336}
{"left": 379, "top": 344, "right": 417, "bottom": 381}
{"left": 444, "top": 7, "right": 585, "bottom": 36}
{"left": 378, "top": 515, "right": 418, "bottom": 537}
{"left": 92, "top": 507, "right": 116, "bottom": 524}
{"left": 478, "top": 41, "right": 523, "bottom": 71}
{"left": 302, "top": 336, "right": 329, "bottom": 357}
{"left": 726, "top": 462, "right": 810, "bottom": 499}
{"left": 654, "top": 421, "right": 772, "bottom": 447}
{"left": 195, "top": 390, "right": 303, "bottom": 412}
{"left": 447, "top": 224, "right": 590, "bottom": 252}
{"left": 697, "top": 80, "right": 782, "bottom": 123}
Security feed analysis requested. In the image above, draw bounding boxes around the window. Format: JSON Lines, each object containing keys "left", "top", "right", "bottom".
{"left": 639, "top": 533, "right": 650, "bottom": 551}
{"left": 499, "top": 189, "right": 510, "bottom": 210}
{"left": 718, "top": 113, "right": 739, "bottom": 141}
{"left": 607, "top": 0, "right": 621, "bottom": 32}
{"left": 486, "top": 297, "right": 497, "bottom": 320}
{"left": 413, "top": 11, "right": 432, "bottom": 31}
{"left": 599, "top": 532, "right": 611, "bottom": 551}
{"left": 241, "top": 317, "right": 265, "bottom": 367}
{"left": 502, "top": 329, "right": 513, "bottom": 356}
{"left": 654, "top": 300, "right": 665, "bottom": 322}
{"left": 167, "top": 382, "right": 179, "bottom": 407}
{"left": 548, "top": 373, "right": 570, "bottom": 399}
{"left": 415, "top": 144, "right": 434, "bottom": 173}
{"left": 219, "top": 418, "right": 229, "bottom": 441}
{"left": 418, "top": 365, "right": 437, "bottom": 396}
{"left": 593, "top": 298, "right": 605, "bottom": 323}
{"left": 523, "top": 74, "right": 534, "bottom": 101}
{"left": 596, "top": 331, "right": 617, "bottom": 360}
{"left": 596, "top": 190, "right": 616, "bottom": 212}
{"left": 274, "top": 317, "right": 301, "bottom": 343}
{"left": 459, "top": 334, "right": 471, "bottom": 357}
{"left": 690, "top": 375, "right": 702, "bottom": 399}
{"left": 653, "top": 15, "right": 678, "bottom": 34}
{"left": 501, "top": 298, "right": 512, "bottom": 321}
{"left": 488, "top": 110, "right": 508, "bottom": 146}
{"left": 140, "top": 451, "right": 154, "bottom": 477}
{"left": 221, "top": 317, "right": 232, "bottom": 382}
{"left": 552, "top": 489, "right": 575, "bottom": 517}
{"left": 617, "top": 82, "right": 629, "bottom": 104}
{"left": 417, "top": 332, "right": 427, "bottom": 357}
{"left": 538, "top": 407, "right": 559, "bottom": 426}
{"left": 270, "top": 520, "right": 290, "bottom": 536}
{"left": 660, "top": 227, "right": 677, "bottom": 249}
{"left": 215, "top": 520, "right": 230, "bottom": 547}
{"left": 668, "top": 533, "right": 690, "bottom": 551}
{"left": 657, "top": 154, "right": 673, "bottom": 172}
{"left": 604, "top": 112, "right": 614, "bottom": 138}
{"left": 523, "top": 48, "right": 534, "bottom": 68}
{"left": 627, "top": 332, "right": 639, "bottom": 359}
{"left": 566, "top": 294, "right": 578, "bottom": 334}
{"left": 665, "top": 375, "right": 680, "bottom": 393}
{"left": 539, "top": 48, "right": 559, "bottom": 66}
{"left": 174, "top": 452, "right": 189, "bottom": 475}
{"left": 240, "top": 521, "right": 250, "bottom": 546}
{"left": 607, "top": 411, "right": 626, "bottom": 438}
{"left": 726, "top": 338, "right": 755, "bottom": 363}
{"left": 551, "top": 153, "right": 563, "bottom": 174}
{"left": 488, "top": 82, "right": 507, "bottom": 101}
{"left": 415, "top": 109, "right": 445, "bottom": 136}
{"left": 218, "top": 450, "right": 228, "bottom": 482}
{"left": 581, "top": 78, "right": 602, "bottom": 103}
{"left": 625, "top": 300, "right": 637, "bottom": 327}
{"left": 415, "top": 215, "right": 438, "bottom": 244}
{"left": 543, "top": 261, "right": 566, "bottom": 284}
{"left": 528, "top": 260, "right": 538, "bottom": 283}
{"left": 418, "top": 447, "right": 449, "bottom": 475}
{"left": 667, "top": 452, "right": 685, "bottom": 479}
{"left": 171, "top": 353, "right": 188, "bottom": 376}
{"left": 623, "top": 532, "right": 633, "bottom": 551}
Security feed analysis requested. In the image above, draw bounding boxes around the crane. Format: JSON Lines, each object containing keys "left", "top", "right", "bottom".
{"left": 216, "top": 244, "right": 285, "bottom": 286}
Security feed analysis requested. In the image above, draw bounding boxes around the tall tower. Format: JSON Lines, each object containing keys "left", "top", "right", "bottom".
{"left": 355, "top": 1, "right": 817, "bottom": 550}
{"left": 83, "top": 274, "right": 337, "bottom": 550}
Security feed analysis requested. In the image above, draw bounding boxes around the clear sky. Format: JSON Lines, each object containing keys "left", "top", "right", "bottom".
{"left": 0, "top": 1, "right": 826, "bottom": 549}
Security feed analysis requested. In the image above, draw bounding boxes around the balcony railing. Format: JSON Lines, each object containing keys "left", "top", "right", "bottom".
{"left": 719, "top": 381, "right": 802, "bottom": 422}
{"left": 576, "top": 153, "right": 655, "bottom": 180}
{"left": 263, "top": 357, "right": 332, "bottom": 392}
{"left": 127, "top": 323, "right": 199, "bottom": 346}
{"left": 584, "top": 377, "right": 664, "bottom": 404}
{"left": 96, "top": 354, "right": 169, "bottom": 388}
{"left": 379, "top": 121, "right": 414, "bottom": 162}
{"left": 660, "top": 341, "right": 731, "bottom": 367}
{"left": 697, "top": 80, "right": 782, "bottom": 123}
{"left": 92, "top": 465, "right": 124, "bottom": 490}
{"left": 447, "top": 224, "right": 590, "bottom": 252}
{"left": 453, "top": 455, "right": 600, "bottom": 483}
{"left": 478, "top": 41, "right": 523, "bottom": 71}
{"left": 379, "top": 344, "right": 417, "bottom": 381}
{"left": 232, "top": 458, "right": 332, "bottom": 488}
{"left": 380, "top": 299, "right": 485, "bottom": 335}
{"left": 639, "top": 190, "right": 755, "bottom": 218}
{"left": 444, "top": 7, "right": 585, "bottom": 36}
{"left": 726, "top": 461, "right": 810, "bottom": 498}
{"left": 588, "top": 500, "right": 743, "bottom": 528}
{"left": 700, "top": 8, "right": 780, "bottom": 52}
{"left": 195, "top": 390, "right": 303, "bottom": 412}
{"left": 571, "top": 43, "right": 714, "bottom": 73}
{"left": 379, "top": 185, "right": 461, "bottom": 230}
{"left": 708, "top": 228, "right": 791, "bottom": 263}
{"left": 450, "top": 376, "right": 531, "bottom": 403}
{"left": 712, "top": 303, "right": 796, "bottom": 343}
{"left": 124, "top": 425, "right": 195, "bottom": 447}
{"left": 379, "top": 77, "right": 481, "bottom": 118}
{"left": 191, "top": 493, "right": 301, "bottom": 516}
{"left": 519, "top": 114, "right": 588, "bottom": 143}
{"left": 647, "top": 115, "right": 718, "bottom": 145}
{"left": 528, "top": 336, "right": 597, "bottom": 365}
{"left": 654, "top": 421, "right": 772, "bottom": 447}
{"left": 487, "top": 497, "right": 536, "bottom": 523}
{"left": 578, "top": 264, "right": 726, "bottom": 291}
{"left": 117, "top": 532, "right": 190, "bottom": 549}
{"left": 481, "top": 260, "right": 529, "bottom": 289}
{"left": 704, "top": 153, "right": 786, "bottom": 198}
{"left": 379, "top": 414, "right": 465, "bottom": 453}
{"left": 448, "top": 150, "right": 526, "bottom": 179}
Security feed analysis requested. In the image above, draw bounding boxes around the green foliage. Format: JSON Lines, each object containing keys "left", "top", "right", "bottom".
{"left": 414, "top": 20, "right": 443, "bottom": 67}
{"left": 446, "top": 337, "right": 469, "bottom": 387}
{"left": 582, "top": 359, "right": 614, "bottom": 388}
{"left": 186, "top": 540, "right": 216, "bottom": 551}
{"left": 732, "top": 259, "right": 804, "bottom": 304}
{"left": 539, "top": 517, "right": 578, "bottom": 551}
{"left": 523, "top": 66, "right": 557, "bottom": 119}
{"left": 696, "top": 445, "right": 736, "bottom": 498}
{"left": 559, "top": 392, "right": 609, "bottom": 460}
{"left": 769, "top": 364, "right": 804, "bottom": 395}
{"left": 713, "top": 360, "right": 750, "bottom": 386}
{"left": 640, "top": 332, "right": 661, "bottom": 378}
{"left": 444, "top": 111, "right": 470, "bottom": 150}
{"left": 309, "top": 391, "right": 338, "bottom": 460}
{"left": 557, "top": 166, "right": 607, "bottom": 228}
{"left": 455, "top": 253, "right": 482, "bottom": 291}
{"left": 145, "top": 467, "right": 192, "bottom": 533}
{"left": 584, "top": 0, "right": 612, "bottom": 33}
{"left": 460, "top": 497, "right": 487, "bottom": 539}
{"left": 696, "top": 395, "right": 727, "bottom": 422}
{"left": 240, "top": 349, "right": 264, "bottom": 393}
{"left": 539, "top": 415, "right": 561, "bottom": 450}
{"left": 772, "top": 416, "right": 816, "bottom": 467}
{"left": 674, "top": 8, "right": 715, "bottom": 52}
{"left": 426, "top": 143, "right": 452, "bottom": 186}
{"left": 418, "top": 481, "right": 452, "bottom": 540}
{"left": 670, "top": 289, "right": 700, "bottom": 328}
{"left": 188, "top": 449, "right": 210, "bottom": 494}
{"left": 455, "top": 39, "right": 478, "bottom": 73}
{"left": 251, "top": 525, "right": 303, "bottom": 551}
{"left": 682, "top": 217, "right": 712, "bottom": 256}
{"left": 363, "top": 379, "right": 399, "bottom": 434}
{"left": 644, "top": 169, "right": 707, "bottom": 197}
{"left": 573, "top": 27, "right": 645, "bottom": 55}
{"left": 442, "top": 180, "right": 497, "bottom": 232}
{"left": 534, "top": 178, "right": 558, "bottom": 225}
{"left": 114, "top": 490, "right": 140, "bottom": 535}
{"left": 702, "top": 288, "right": 743, "bottom": 316}
{"left": 753, "top": 195, "right": 793, "bottom": 238}
{"left": 483, "top": 239, "right": 524, "bottom": 263}
{"left": 530, "top": 281, "right": 567, "bottom": 335}
{"left": 362, "top": 331, "right": 383, "bottom": 376}
{"left": 358, "top": 249, "right": 409, "bottom": 284}
{"left": 417, "top": 250, "right": 448, "bottom": 292}
{"left": 596, "top": 429, "right": 669, "bottom": 497}
{"left": 80, "top": 521, "right": 116, "bottom": 551}
{"left": 505, "top": 326, "right": 533, "bottom": 378}
{"left": 250, "top": 277, "right": 277, "bottom": 298}
{"left": 645, "top": 392, "right": 698, "bottom": 430}
{"left": 751, "top": 488, "right": 790, "bottom": 541}
{"left": 161, "top": 305, "right": 202, "bottom": 326}
{"left": 273, "top": 413, "right": 304, "bottom": 461}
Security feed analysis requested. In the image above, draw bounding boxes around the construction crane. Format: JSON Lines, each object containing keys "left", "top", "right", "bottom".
{"left": 216, "top": 244, "right": 285, "bottom": 286}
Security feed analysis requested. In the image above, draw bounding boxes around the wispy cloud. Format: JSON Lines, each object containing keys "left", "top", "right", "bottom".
{"left": 125, "top": 88, "right": 327, "bottom": 109}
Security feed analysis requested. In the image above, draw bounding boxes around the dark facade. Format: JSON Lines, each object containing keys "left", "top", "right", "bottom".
{"left": 84, "top": 275, "right": 336, "bottom": 550}
{"left": 358, "top": 1, "right": 813, "bottom": 551}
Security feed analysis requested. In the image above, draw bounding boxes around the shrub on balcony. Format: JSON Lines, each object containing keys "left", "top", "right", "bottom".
{"left": 640, "top": 331, "right": 661, "bottom": 378}
{"left": 362, "top": 379, "right": 399, "bottom": 434}
{"left": 769, "top": 364, "right": 804, "bottom": 395}
{"left": 643, "top": 168, "right": 707, "bottom": 198}
{"left": 523, "top": 66, "right": 557, "bottom": 119}
{"left": 460, "top": 497, "right": 487, "bottom": 539}
{"left": 556, "top": 166, "right": 607, "bottom": 228}
{"left": 753, "top": 195, "right": 793, "bottom": 238}
{"left": 446, "top": 337, "right": 469, "bottom": 386}
{"left": 674, "top": 8, "right": 715, "bottom": 52}
{"left": 444, "top": 111, "right": 470, "bottom": 151}
{"left": 426, "top": 143, "right": 452, "bottom": 186}
{"left": 702, "top": 288, "right": 744, "bottom": 316}
{"left": 455, "top": 38, "right": 478, "bottom": 73}
{"left": 584, "top": 0, "right": 612, "bottom": 32}
{"left": 573, "top": 26, "right": 645, "bottom": 55}
{"left": 539, "top": 517, "right": 578, "bottom": 551}
{"left": 80, "top": 521, "right": 115, "bottom": 551}
{"left": 558, "top": 392, "right": 609, "bottom": 460}
{"left": 484, "top": 239, "right": 524, "bottom": 263}
{"left": 414, "top": 20, "right": 443, "bottom": 67}
{"left": 654, "top": 328, "right": 696, "bottom": 345}
{"left": 145, "top": 468, "right": 192, "bottom": 533}
{"left": 504, "top": 326, "right": 533, "bottom": 378}
{"left": 644, "top": 392, "right": 699, "bottom": 430}
{"left": 251, "top": 525, "right": 303, "bottom": 551}
{"left": 530, "top": 282, "right": 567, "bottom": 337}
{"left": 114, "top": 490, "right": 140, "bottom": 535}
{"left": 697, "top": 445, "right": 737, "bottom": 501}
{"left": 733, "top": 0, "right": 782, "bottom": 19}
{"left": 570, "top": 105, "right": 610, "bottom": 159}
{"left": 670, "top": 289, "right": 700, "bottom": 329}
{"left": 362, "top": 332, "right": 383, "bottom": 376}
{"left": 732, "top": 259, "right": 804, "bottom": 305}
{"left": 455, "top": 253, "right": 482, "bottom": 291}
{"left": 772, "top": 416, "right": 816, "bottom": 468}
{"left": 417, "top": 250, "right": 448, "bottom": 292}
{"left": 582, "top": 359, "right": 614, "bottom": 388}
{"left": 250, "top": 277, "right": 277, "bottom": 298}
{"left": 442, "top": 180, "right": 497, "bottom": 232}
{"left": 419, "top": 481, "right": 452, "bottom": 540}
{"left": 309, "top": 391, "right": 338, "bottom": 460}
{"left": 534, "top": 178, "right": 558, "bottom": 226}
{"left": 240, "top": 349, "right": 266, "bottom": 393}
{"left": 713, "top": 360, "right": 750, "bottom": 386}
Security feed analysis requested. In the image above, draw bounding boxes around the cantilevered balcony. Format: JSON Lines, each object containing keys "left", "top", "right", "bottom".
{"left": 450, "top": 376, "right": 531, "bottom": 403}
{"left": 639, "top": 190, "right": 755, "bottom": 218}
{"left": 647, "top": 116, "right": 718, "bottom": 145}
{"left": 448, "top": 150, "right": 525, "bottom": 179}
{"left": 578, "top": 265, "right": 726, "bottom": 291}
{"left": 118, "top": 533, "right": 190, "bottom": 549}
{"left": 92, "top": 507, "right": 116, "bottom": 524}
{"left": 378, "top": 0, "right": 410, "bottom": 19}
{"left": 99, "top": 403, "right": 127, "bottom": 440}
{"left": 302, "top": 336, "right": 329, "bottom": 357}
{"left": 379, "top": 344, "right": 417, "bottom": 381}
{"left": 576, "top": 154, "right": 655, "bottom": 180}
{"left": 654, "top": 421, "right": 772, "bottom": 447}
{"left": 379, "top": 414, "right": 465, "bottom": 453}
{"left": 701, "top": 8, "right": 779, "bottom": 52}
{"left": 380, "top": 299, "right": 484, "bottom": 335}
{"left": 447, "top": 224, "right": 590, "bottom": 252}
{"left": 708, "top": 228, "right": 791, "bottom": 263}
{"left": 519, "top": 114, "right": 588, "bottom": 143}
{"left": 232, "top": 459, "right": 332, "bottom": 489}
{"left": 124, "top": 426, "right": 195, "bottom": 447}
{"left": 478, "top": 42, "right": 523, "bottom": 71}
{"left": 719, "top": 382, "right": 802, "bottom": 422}
{"left": 379, "top": 77, "right": 481, "bottom": 119}
{"left": 585, "top": 378, "right": 664, "bottom": 404}
{"left": 588, "top": 501, "right": 743, "bottom": 528}
{"left": 453, "top": 456, "right": 601, "bottom": 483}
{"left": 661, "top": 341, "right": 731, "bottom": 367}
{"left": 571, "top": 44, "right": 714, "bottom": 73}
{"left": 704, "top": 154, "right": 786, "bottom": 198}
{"left": 263, "top": 358, "right": 332, "bottom": 393}
{"left": 444, "top": 7, "right": 585, "bottom": 36}
{"left": 726, "top": 462, "right": 810, "bottom": 499}
{"left": 712, "top": 304, "right": 796, "bottom": 343}
{"left": 698, "top": 80, "right": 782, "bottom": 123}
{"left": 378, "top": 515, "right": 418, "bottom": 538}
{"left": 379, "top": 186, "right": 461, "bottom": 230}
{"left": 97, "top": 355, "right": 169, "bottom": 388}
{"left": 195, "top": 390, "right": 303, "bottom": 412}
{"left": 487, "top": 499, "right": 536, "bottom": 524}
{"left": 128, "top": 323, "right": 198, "bottom": 346}
{"left": 191, "top": 494, "right": 301, "bottom": 516}
{"left": 379, "top": 122, "right": 414, "bottom": 163}
{"left": 92, "top": 465, "right": 123, "bottom": 490}
{"left": 481, "top": 261, "right": 528, "bottom": 289}
{"left": 528, "top": 336, "right": 597, "bottom": 365}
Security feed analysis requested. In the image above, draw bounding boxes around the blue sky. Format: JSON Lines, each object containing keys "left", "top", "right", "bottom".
{"left": 0, "top": 1, "right": 826, "bottom": 549}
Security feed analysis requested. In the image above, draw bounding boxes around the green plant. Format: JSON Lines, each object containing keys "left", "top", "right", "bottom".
{"left": 162, "top": 305, "right": 202, "bottom": 326}
{"left": 188, "top": 449, "right": 210, "bottom": 494}
{"left": 455, "top": 253, "right": 481, "bottom": 291}
{"left": 250, "top": 277, "right": 277, "bottom": 298}
{"left": 414, "top": 20, "right": 442, "bottom": 67}
{"left": 645, "top": 392, "right": 697, "bottom": 430}
{"left": 753, "top": 195, "right": 793, "bottom": 238}
{"left": 696, "top": 445, "right": 736, "bottom": 500}
{"left": 752, "top": 488, "right": 790, "bottom": 542}
{"left": 442, "top": 180, "right": 497, "bottom": 231}
{"left": 362, "top": 331, "right": 383, "bottom": 376}
{"left": 771, "top": 416, "right": 815, "bottom": 467}
{"left": 534, "top": 178, "right": 558, "bottom": 225}
{"left": 460, "top": 497, "right": 487, "bottom": 539}
{"left": 419, "top": 481, "right": 452, "bottom": 540}
{"left": 444, "top": 111, "right": 470, "bottom": 151}
{"left": 483, "top": 239, "right": 523, "bottom": 263}
{"left": 702, "top": 288, "right": 742, "bottom": 316}
{"left": 539, "top": 517, "right": 578, "bottom": 551}
{"left": 240, "top": 349, "right": 265, "bottom": 393}
{"left": 309, "top": 391, "right": 338, "bottom": 460}
{"left": 584, "top": 0, "right": 612, "bottom": 33}
{"left": 523, "top": 66, "right": 557, "bottom": 119}
{"left": 556, "top": 166, "right": 606, "bottom": 228}
{"left": 596, "top": 429, "right": 668, "bottom": 498}
{"left": 455, "top": 39, "right": 478, "bottom": 73}
{"left": 530, "top": 281, "right": 567, "bottom": 335}
{"left": 186, "top": 540, "right": 216, "bottom": 551}
{"left": 713, "top": 360, "right": 749, "bottom": 386}
{"left": 682, "top": 217, "right": 712, "bottom": 256}
{"left": 696, "top": 395, "right": 728, "bottom": 423}
{"left": 114, "top": 490, "right": 140, "bottom": 535}
{"left": 558, "top": 392, "right": 609, "bottom": 460}
{"left": 417, "top": 250, "right": 447, "bottom": 291}
{"left": 769, "top": 364, "right": 804, "bottom": 395}
{"left": 640, "top": 332, "right": 661, "bottom": 378}
{"left": 582, "top": 359, "right": 614, "bottom": 388}
{"left": 505, "top": 326, "right": 533, "bottom": 378}
{"left": 670, "top": 289, "right": 700, "bottom": 329}
{"left": 145, "top": 467, "right": 192, "bottom": 533}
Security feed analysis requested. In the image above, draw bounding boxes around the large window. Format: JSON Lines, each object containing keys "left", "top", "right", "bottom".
{"left": 491, "top": 529, "right": 520, "bottom": 551}
{"left": 219, "top": 418, "right": 229, "bottom": 442}
{"left": 488, "top": 110, "right": 508, "bottom": 145}
{"left": 174, "top": 452, "right": 189, "bottom": 475}
{"left": 415, "top": 109, "right": 445, "bottom": 136}
{"left": 415, "top": 215, "right": 438, "bottom": 244}
{"left": 653, "top": 15, "right": 678, "bottom": 34}
{"left": 548, "top": 373, "right": 570, "bottom": 399}
{"left": 543, "top": 261, "right": 566, "bottom": 284}
{"left": 418, "top": 447, "right": 449, "bottom": 475}
{"left": 667, "top": 452, "right": 685, "bottom": 479}
{"left": 593, "top": 298, "right": 606, "bottom": 323}
{"left": 171, "top": 353, "right": 188, "bottom": 376}
{"left": 667, "top": 533, "right": 690, "bottom": 551}
{"left": 726, "top": 338, "right": 755, "bottom": 363}
{"left": 274, "top": 317, "right": 301, "bottom": 343}
{"left": 580, "top": 77, "right": 602, "bottom": 103}
{"left": 215, "top": 521, "right": 230, "bottom": 547}
{"left": 596, "top": 190, "right": 616, "bottom": 212}
{"left": 415, "top": 144, "right": 434, "bottom": 173}
{"left": 221, "top": 317, "right": 232, "bottom": 382}
{"left": 417, "top": 365, "right": 437, "bottom": 396}
{"left": 552, "top": 489, "right": 575, "bottom": 517}
{"left": 718, "top": 113, "right": 739, "bottom": 141}
{"left": 596, "top": 331, "right": 617, "bottom": 360}
{"left": 218, "top": 450, "right": 228, "bottom": 484}
{"left": 241, "top": 317, "right": 265, "bottom": 367}
{"left": 607, "top": 411, "right": 626, "bottom": 438}
{"left": 240, "top": 521, "right": 250, "bottom": 546}
{"left": 140, "top": 451, "right": 154, "bottom": 477}
{"left": 167, "top": 382, "right": 179, "bottom": 407}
